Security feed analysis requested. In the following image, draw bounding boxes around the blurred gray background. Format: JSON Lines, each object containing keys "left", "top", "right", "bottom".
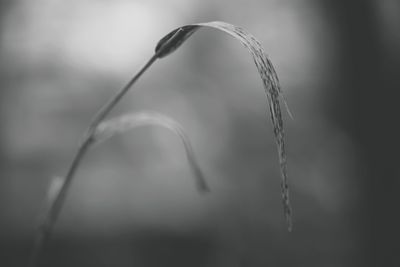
{"left": 1, "top": 0, "right": 399, "bottom": 266}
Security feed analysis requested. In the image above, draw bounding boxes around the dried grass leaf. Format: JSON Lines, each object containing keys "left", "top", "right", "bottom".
{"left": 156, "top": 21, "right": 292, "bottom": 230}
{"left": 36, "top": 176, "right": 64, "bottom": 228}
{"left": 93, "top": 111, "right": 210, "bottom": 193}
{"left": 46, "top": 176, "right": 65, "bottom": 206}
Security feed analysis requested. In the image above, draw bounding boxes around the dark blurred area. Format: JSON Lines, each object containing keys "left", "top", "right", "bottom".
{"left": 1, "top": 0, "right": 399, "bottom": 266}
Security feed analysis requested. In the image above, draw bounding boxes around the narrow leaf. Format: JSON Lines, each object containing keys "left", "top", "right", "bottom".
{"left": 93, "top": 111, "right": 210, "bottom": 193}
{"left": 36, "top": 176, "right": 64, "bottom": 229}
{"left": 46, "top": 176, "right": 65, "bottom": 207}
{"left": 156, "top": 21, "right": 292, "bottom": 230}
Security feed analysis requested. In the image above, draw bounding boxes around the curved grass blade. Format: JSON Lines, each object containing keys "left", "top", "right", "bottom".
{"left": 29, "top": 21, "right": 292, "bottom": 267}
{"left": 156, "top": 21, "right": 292, "bottom": 231}
{"left": 93, "top": 111, "right": 210, "bottom": 193}
{"left": 28, "top": 113, "right": 209, "bottom": 267}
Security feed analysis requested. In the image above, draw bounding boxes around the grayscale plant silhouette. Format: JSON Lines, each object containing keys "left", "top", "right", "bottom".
{"left": 28, "top": 21, "right": 292, "bottom": 267}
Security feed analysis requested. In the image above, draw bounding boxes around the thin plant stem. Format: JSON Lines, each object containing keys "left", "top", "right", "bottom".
{"left": 87, "top": 54, "right": 158, "bottom": 135}
{"left": 27, "top": 137, "right": 93, "bottom": 267}
{"left": 28, "top": 28, "right": 201, "bottom": 266}
{"left": 27, "top": 20, "right": 292, "bottom": 266}
{"left": 27, "top": 54, "right": 159, "bottom": 267}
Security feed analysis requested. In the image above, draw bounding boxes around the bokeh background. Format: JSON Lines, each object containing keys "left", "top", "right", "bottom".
{"left": 1, "top": 0, "right": 399, "bottom": 266}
